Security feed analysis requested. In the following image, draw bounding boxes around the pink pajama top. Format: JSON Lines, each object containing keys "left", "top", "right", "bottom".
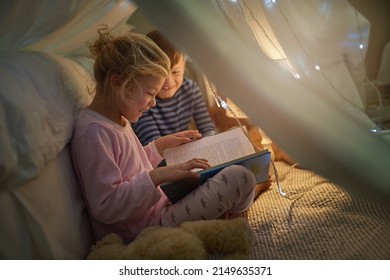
{"left": 71, "top": 109, "right": 170, "bottom": 243}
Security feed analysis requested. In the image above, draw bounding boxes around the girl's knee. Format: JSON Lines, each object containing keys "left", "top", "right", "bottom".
{"left": 217, "top": 165, "right": 255, "bottom": 212}
{"left": 221, "top": 165, "right": 255, "bottom": 189}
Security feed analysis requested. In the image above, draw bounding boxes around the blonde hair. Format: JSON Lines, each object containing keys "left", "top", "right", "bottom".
{"left": 88, "top": 25, "right": 170, "bottom": 104}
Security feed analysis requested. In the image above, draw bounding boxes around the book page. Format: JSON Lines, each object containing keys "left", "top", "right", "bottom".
{"left": 164, "top": 127, "right": 256, "bottom": 167}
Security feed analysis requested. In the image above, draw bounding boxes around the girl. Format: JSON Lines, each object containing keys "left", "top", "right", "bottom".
{"left": 71, "top": 26, "right": 259, "bottom": 243}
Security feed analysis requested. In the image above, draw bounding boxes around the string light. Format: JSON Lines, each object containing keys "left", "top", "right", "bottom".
{"left": 213, "top": 0, "right": 376, "bottom": 198}
{"left": 264, "top": 0, "right": 277, "bottom": 8}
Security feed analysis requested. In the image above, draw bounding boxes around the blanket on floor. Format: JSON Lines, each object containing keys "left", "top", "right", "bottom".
{"left": 243, "top": 162, "right": 390, "bottom": 259}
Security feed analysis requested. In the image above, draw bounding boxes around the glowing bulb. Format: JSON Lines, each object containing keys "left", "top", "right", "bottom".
{"left": 220, "top": 99, "right": 228, "bottom": 110}
{"left": 293, "top": 73, "right": 301, "bottom": 79}
{"left": 264, "top": 0, "right": 276, "bottom": 7}
{"left": 315, "top": 65, "right": 321, "bottom": 70}
{"left": 359, "top": 44, "right": 364, "bottom": 49}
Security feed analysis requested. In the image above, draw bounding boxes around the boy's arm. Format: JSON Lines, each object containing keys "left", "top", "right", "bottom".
{"left": 132, "top": 111, "right": 162, "bottom": 146}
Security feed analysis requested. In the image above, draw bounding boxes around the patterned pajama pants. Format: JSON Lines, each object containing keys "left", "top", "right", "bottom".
{"left": 161, "top": 165, "right": 256, "bottom": 227}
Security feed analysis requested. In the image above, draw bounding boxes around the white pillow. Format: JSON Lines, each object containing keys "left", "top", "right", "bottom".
{"left": 0, "top": 51, "right": 93, "bottom": 190}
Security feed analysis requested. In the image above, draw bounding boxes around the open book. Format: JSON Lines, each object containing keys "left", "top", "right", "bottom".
{"left": 161, "top": 127, "right": 271, "bottom": 203}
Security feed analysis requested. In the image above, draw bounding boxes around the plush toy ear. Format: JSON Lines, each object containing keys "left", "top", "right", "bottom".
{"left": 124, "top": 227, "right": 208, "bottom": 260}
{"left": 94, "top": 233, "right": 123, "bottom": 247}
{"left": 180, "top": 218, "right": 255, "bottom": 259}
{"left": 87, "top": 233, "right": 126, "bottom": 260}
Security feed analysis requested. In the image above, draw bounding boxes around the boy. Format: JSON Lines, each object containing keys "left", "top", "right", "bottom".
{"left": 132, "top": 30, "right": 217, "bottom": 146}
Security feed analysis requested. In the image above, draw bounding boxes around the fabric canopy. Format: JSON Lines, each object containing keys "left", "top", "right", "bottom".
{"left": 0, "top": 0, "right": 136, "bottom": 56}
{"left": 1, "top": 0, "right": 389, "bottom": 205}
{"left": 134, "top": 0, "right": 390, "bottom": 205}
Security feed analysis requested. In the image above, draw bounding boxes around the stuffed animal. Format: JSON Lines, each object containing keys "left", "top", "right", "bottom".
{"left": 87, "top": 218, "right": 255, "bottom": 260}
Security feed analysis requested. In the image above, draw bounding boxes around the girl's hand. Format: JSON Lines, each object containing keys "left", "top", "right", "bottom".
{"left": 154, "top": 130, "right": 202, "bottom": 155}
{"left": 149, "top": 158, "right": 211, "bottom": 186}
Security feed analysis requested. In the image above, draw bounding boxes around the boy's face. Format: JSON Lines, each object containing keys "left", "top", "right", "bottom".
{"left": 157, "top": 55, "right": 185, "bottom": 99}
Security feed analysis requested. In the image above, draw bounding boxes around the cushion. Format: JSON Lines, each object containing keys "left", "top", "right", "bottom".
{"left": 0, "top": 51, "right": 93, "bottom": 190}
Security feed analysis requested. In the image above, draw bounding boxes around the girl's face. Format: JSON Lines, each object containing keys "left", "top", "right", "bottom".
{"left": 119, "top": 75, "right": 165, "bottom": 123}
{"left": 156, "top": 55, "right": 185, "bottom": 100}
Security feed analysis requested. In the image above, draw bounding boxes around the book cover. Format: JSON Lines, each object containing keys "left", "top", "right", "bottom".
{"left": 161, "top": 149, "right": 271, "bottom": 204}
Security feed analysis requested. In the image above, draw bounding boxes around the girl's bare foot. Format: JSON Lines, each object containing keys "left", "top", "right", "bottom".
{"left": 254, "top": 177, "right": 272, "bottom": 201}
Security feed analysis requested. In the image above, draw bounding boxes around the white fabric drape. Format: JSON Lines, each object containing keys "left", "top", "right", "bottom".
{"left": 376, "top": 42, "right": 390, "bottom": 85}
{"left": 0, "top": 0, "right": 136, "bottom": 56}
{"left": 134, "top": 0, "right": 390, "bottom": 205}
{"left": 1, "top": 0, "right": 389, "bottom": 204}
{"left": 214, "top": 0, "right": 370, "bottom": 111}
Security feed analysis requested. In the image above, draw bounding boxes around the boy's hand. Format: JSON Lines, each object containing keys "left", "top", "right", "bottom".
{"left": 149, "top": 158, "right": 210, "bottom": 186}
{"left": 154, "top": 130, "right": 202, "bottom": 155}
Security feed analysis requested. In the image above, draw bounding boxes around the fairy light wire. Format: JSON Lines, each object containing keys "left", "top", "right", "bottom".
{"left": 206, "top": 79, "right": 290, "bottom": 198}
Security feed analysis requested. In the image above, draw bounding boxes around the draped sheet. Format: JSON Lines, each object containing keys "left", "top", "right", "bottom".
{"left": 0, "top": 0, "right": 136, "bottom": 56}
{"left": 134, "top": 0, "right": 390, "bottom": 206}
{"left": 0, "top": 0, "right": 389, "bottom": 205}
